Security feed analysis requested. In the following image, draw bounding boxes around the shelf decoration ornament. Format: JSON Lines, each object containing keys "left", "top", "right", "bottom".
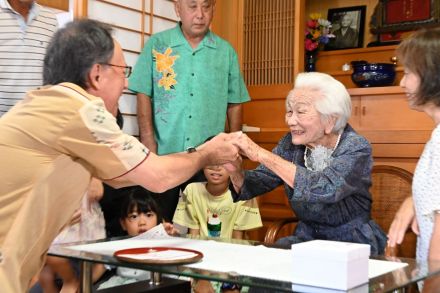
{"left": 305, "top": 13, "right": 334, "bottom": 72}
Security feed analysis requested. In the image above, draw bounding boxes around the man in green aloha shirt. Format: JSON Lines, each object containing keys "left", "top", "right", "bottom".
{"left": 128, "top": 0, "right": 250, "bottom": 222}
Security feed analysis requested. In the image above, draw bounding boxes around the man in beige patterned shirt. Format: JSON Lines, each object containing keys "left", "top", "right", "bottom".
{"left": 0, "top": 19, "right": 240, "bottom": 292}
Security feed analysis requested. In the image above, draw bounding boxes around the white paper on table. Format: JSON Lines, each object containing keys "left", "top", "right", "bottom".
{"left": 67, "top": 237, "right": 407, "bottom": 283}
{"left": 131, "top": 223, "right": 171, "bottom": 240}
{"left": 368, "top": 259, "right": 408, "bottom": 278}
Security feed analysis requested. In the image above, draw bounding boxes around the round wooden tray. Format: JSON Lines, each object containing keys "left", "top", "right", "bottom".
{"left": 114, "top": 247, "right": 203, "bottom": 265}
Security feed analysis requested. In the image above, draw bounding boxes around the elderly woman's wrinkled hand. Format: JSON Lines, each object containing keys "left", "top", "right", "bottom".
{"left": 232, "top": 132, "right": 261, "bottom": 162}
{"left": 222, "top": 152, "right": 243, "bottom": 174}
{"left": 387, "top": 197, "right": 418, "bottom": 248}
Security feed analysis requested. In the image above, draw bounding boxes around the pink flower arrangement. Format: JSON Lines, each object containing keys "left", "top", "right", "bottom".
{"left": 305, "top": 13, "right": 334, "bottom": 52}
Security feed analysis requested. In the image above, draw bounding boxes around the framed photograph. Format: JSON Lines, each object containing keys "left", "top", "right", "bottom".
{"left": 325, "top": 6, "right": 366, "bottom": 51}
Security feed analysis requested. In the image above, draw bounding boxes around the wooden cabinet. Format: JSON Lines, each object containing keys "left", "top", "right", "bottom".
{"left": 348, "top": 86, "right": 434, "bottom": 173}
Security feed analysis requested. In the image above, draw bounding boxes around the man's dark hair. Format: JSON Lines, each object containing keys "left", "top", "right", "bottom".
{"left": 43, "top": 19, "right": 114, "bottom": 88}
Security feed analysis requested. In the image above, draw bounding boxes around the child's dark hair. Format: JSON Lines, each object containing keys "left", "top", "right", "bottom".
{"left": 120, "top": 187, "right": 163, "bottom": 224}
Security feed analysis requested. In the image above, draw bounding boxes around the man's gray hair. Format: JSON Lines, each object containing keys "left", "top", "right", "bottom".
{"left": 43, "top": 19, "right": 114, "bottom": 88}
{"left": 291, "top": 72, "right": 351, "bottom": 133}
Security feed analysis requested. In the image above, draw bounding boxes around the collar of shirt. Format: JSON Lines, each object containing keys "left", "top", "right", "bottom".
{"left": 0, "top": 0, "right": 41, "bottom": 31}
{"left": 169, "top": 22, "right": 218, "bottom": 51}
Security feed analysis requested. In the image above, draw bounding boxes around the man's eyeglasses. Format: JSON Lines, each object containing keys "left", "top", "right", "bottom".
{"left": 101, "top": 63, "right": 132, "bottom": 78}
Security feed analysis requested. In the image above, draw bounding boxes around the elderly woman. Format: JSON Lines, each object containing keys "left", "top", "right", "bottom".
{"left": 229, "top": 72, "right": 387, "bottom": 255}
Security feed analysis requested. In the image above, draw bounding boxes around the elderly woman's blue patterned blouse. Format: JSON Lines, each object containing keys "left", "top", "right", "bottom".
{"left": 231, "top": 125, "right": 387, "bottom": 255}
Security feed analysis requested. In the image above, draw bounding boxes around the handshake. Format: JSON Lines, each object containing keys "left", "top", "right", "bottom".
{"left": 196, "top": 131, "right": 261, "bottom": 170}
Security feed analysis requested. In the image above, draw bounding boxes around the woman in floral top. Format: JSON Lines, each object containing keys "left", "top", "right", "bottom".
{"left": 229, "top": 72, "right": 387, "bottom": 255}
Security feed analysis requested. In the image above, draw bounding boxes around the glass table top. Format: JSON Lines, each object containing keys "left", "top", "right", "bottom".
{"left": 48, "top": 235, "right": 440, "bottom": 292}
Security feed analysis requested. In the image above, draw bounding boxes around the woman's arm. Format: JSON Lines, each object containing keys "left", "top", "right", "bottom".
{"left": 387, "top": 197, "right": 418, "bottom": 247}
{"left": 234, "top": 133, "right": 297, "bottom": 188}
{"left": 234, "top": 130, "right": 373, "bottom": 204}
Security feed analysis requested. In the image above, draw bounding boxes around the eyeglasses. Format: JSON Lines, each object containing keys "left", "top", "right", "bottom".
{"left": 101, "top": 63, "right": 132, "bottom": 78}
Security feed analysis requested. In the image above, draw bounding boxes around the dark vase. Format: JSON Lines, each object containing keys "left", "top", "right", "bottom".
{"left": 305, "top": 51, "right": 317, "bottom": 72}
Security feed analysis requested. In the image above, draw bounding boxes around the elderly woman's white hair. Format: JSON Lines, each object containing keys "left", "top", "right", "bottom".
{"left": 291, "top": 72, "right": 351, "bottom": 133}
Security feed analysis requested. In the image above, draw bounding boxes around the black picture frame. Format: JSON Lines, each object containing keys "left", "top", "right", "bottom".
{"left": 325, "top": 6, "right": 366, "bottom": 51}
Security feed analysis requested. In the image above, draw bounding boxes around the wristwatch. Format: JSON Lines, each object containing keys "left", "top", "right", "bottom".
{"left": 187, "top": 147, "right": 197, "bottom": 153}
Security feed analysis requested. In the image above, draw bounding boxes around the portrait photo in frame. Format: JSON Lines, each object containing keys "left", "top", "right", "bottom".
{"left": 325, "top": 6, "right": 366, "bottom": 50}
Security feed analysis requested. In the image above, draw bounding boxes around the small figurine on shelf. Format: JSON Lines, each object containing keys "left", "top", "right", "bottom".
{"left": 305, "top": 13, "right": 334, "bottom": 72}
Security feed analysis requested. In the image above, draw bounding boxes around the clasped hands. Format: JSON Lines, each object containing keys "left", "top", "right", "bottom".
{"left": 209, "top": 131, "right": 260, "bottom": 172}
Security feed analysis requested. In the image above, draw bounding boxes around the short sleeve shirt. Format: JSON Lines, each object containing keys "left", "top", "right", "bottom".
{"left": 129, "top": 24, "right": 250, "bottom": 155}
{"left": 172, "top": 182, "right": 262, "bottom": 239}
{"left": 0, "top": 82, "right": 149, "bottom": 192}
{"left": 0, "top": 0, "right": 58, "bottom": 116}
{"left": 0, "top": 83, "right": 149, "bottom": 291}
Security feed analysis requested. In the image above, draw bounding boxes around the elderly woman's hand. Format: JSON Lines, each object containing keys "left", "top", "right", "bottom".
{"left": 233, "top": 133, "right": 261, "bottom": 162}
{"left": 223, "top": 153, "right": 242, "bottom": 173}
{"left": 387, "top": 197, "right": 419, "bottom": 248}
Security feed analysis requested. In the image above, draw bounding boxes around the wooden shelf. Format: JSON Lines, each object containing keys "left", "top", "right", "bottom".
{"left": 318, "top": 45, "right": 399, "bottom": 57}
{"left": 347, "top": 85, "right": 404, "bottom": 95}
{"left": 316, "top": 45, "right": 402, "bottom": 88}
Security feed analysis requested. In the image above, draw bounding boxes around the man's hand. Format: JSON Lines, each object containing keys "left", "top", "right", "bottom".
{"left": 199, "top": 132, "right": 240, "bottom": 166}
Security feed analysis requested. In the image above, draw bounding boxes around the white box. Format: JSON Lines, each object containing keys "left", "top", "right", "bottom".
{"left": 291, "top": 240, "right": 370, "bottom": 290}
{"left": 291, "top": 283, "right": 368, "bottom": 293}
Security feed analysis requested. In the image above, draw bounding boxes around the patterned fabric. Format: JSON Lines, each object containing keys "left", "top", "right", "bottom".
{"left": 173, "top": 182, "right": 262, "bottom": 239}
{"left": 128, "top": 23, "right": 250, "bottom": 155}
{"left": 231, "top": 125, "right": 387, "bottom": 255}
{"left": 413, "top": 124, "right": 440, "bottom": 261}
{"left": 0, "top": 0, "right": 58, "bottom": 116}
{"left": 52, "top": 194, "right": 106, "bottom": 244}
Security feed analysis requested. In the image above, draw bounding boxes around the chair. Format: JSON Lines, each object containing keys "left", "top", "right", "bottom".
{"left": 370, "top": 165, "right": 416, "bottom": 258}
{"left": 264, "top": 216, "right": 298, "bottom": 244}
{"left": 264, "top": 165, "right": 417, "bottom": 258}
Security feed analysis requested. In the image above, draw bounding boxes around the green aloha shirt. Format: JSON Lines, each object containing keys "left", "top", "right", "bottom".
{"left": 128, "top": 23, "right": 250, "bottom": 155}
